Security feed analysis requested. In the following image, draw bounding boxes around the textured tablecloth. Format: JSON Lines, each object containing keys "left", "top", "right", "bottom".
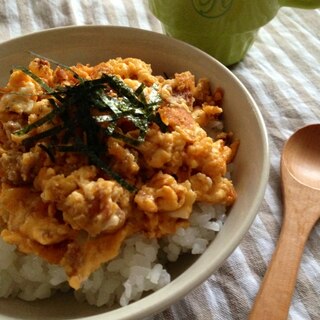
{"left": 0, "top": 1, "right": 319, "bottom": 319}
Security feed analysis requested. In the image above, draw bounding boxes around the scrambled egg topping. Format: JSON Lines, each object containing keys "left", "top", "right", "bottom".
{"left": 0, "top": 57, "right": 238, "bottom": 289}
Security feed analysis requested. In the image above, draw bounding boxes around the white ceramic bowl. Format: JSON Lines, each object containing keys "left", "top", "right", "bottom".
{"left": 0, "top": 26, "right": 269, "bottom": 320}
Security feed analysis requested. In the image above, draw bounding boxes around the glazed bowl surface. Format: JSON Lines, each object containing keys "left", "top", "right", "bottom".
{"left": 0, "top": 26, "right": 269, "bottom": 320}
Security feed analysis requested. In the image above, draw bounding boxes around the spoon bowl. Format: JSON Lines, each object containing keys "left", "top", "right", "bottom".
{"left": 283, "top": 125, "right": 320, "bottom": 190}
{"left": 250, "top": 124, "right": 320, "bottom": 320}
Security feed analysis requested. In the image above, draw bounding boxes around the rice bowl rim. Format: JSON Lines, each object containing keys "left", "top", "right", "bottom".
{"left": 0, "top": 25, "right": 270, "bottom": 320}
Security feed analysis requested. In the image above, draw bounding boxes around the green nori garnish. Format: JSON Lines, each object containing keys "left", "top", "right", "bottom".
{"left": 12, "top": 57, "right": 166, "bottom": 192}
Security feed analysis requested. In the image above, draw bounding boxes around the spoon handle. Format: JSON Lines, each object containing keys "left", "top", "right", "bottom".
{"left": 249, "top": 210, "right": 315, "bottom": 320}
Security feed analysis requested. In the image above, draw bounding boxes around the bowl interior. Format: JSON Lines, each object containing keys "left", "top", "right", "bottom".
{"left": 0, "top": 26, "right": 269, "bottom": 320}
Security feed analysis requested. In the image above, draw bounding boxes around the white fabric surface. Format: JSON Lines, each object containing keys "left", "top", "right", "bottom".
{"left": 0, "top": 1, "right": 320, "bottom": 319}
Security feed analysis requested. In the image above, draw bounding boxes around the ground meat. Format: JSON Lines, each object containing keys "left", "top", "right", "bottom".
{"left": 61, "top": 178, "right": 130, "bottom": 236}
{"left": 0, "top": 57, "right": 237, "bottom": 288}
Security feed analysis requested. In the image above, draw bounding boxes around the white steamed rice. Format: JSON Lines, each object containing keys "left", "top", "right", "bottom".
{"left": 0, "top": 202, "right": 226, "bottom": 307}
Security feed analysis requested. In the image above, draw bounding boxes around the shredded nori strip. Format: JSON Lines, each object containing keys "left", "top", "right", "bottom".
{"left": 11, "top": 56, "right": 166, "bottom": 192}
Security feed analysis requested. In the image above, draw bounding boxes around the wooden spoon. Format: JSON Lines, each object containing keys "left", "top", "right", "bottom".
{"left": 249, "top": 124, "right": 320, "bottom": 320}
